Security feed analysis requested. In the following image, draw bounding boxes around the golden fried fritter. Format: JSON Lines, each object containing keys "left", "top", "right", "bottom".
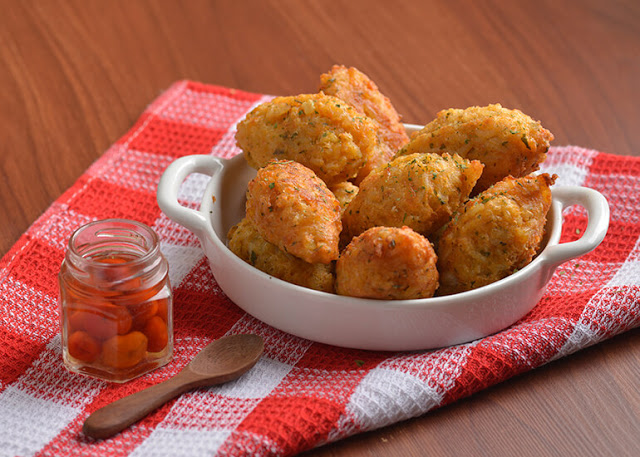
{"left": 336, "top": 226, "right": 439, "bottom": 300}
{"left": 342, "top": 153, "right": 484, "bottom": 241}
{"left": 245, "top": 159, "right": 341, "bottom": 264}
{"left": 396, "top": 104, "right": 554, "bottom": 193}
{"left": 235, "top": 93, "right": 386, "bottom": 186}
{"left": 320, "top": 65, "right": 409, "bottom": 152}
{"left": 228, "top": 218, "right": 335, "bottom": 293}
{"left": 319, "top": 65, "right": 409, "bottom": 182}
{"left": 437, "top": 173, "right": 557, "bottom": 295}
{"left": 330, "top": 181, "right": 359, "bottom": 215}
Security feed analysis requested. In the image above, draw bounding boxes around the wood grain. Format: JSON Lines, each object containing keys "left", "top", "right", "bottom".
{"left": 1, "top": 0, "right": 639, "bottom": 455}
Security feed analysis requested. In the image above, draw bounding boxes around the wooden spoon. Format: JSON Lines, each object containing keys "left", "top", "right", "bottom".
{"left": 83, "top": 333, "right": 264, "bottom": 439}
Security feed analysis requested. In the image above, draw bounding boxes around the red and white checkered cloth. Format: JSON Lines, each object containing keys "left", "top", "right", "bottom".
{"left": 1, "top": 80, "right": 639, "bottom": 456}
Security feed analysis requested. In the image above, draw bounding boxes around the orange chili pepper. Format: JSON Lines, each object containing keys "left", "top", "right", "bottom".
{"left": 128, "top": 300, "right": 159, "bottom": 330}
{"left": 69, "top": 302, "right": 133, "bottom": 340}
{"left": 101, "top": 331, "right": 148, "bottom": 369}
{"left": 143, "top": 316, "right": 169, "bottom": 353}
{"left": 155, "top": 298, "right": 170, "bottom": 323}
{"left": 67, "top": 310, "right": 85, "bottom": 334}
{"left": 67, "top": 331, "right": 101, "bottom": 363}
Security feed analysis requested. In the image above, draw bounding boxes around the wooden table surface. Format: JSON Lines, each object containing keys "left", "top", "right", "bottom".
{"left": 1, "top": 1, "right": 639, "bottom": 455}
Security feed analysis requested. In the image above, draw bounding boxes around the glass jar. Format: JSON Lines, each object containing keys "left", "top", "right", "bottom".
{"left": 59, "top": 219, "right": 173, "bottom": 382}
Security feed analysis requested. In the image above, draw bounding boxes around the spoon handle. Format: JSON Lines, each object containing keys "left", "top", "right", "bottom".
{"left": 83, "top": 371, "right": 199, "bottom": 439}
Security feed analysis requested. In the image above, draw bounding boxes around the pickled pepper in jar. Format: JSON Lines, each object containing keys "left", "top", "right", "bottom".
{"left": 59, "top": 219, "right": 173, "bottom": 382}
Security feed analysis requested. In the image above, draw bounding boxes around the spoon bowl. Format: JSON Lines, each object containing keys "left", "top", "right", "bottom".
{"left": 83, "top": 334, "right": 264, "bottom": 439}
{"left": 187, "top": 333, "right": 264, "bottom": 380}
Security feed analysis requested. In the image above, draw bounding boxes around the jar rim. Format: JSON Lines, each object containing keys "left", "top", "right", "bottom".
{"left": 67, "top": 218, "right": 160, "bottom": 268}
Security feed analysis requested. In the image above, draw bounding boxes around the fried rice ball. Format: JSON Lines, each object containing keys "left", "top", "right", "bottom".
{"left": 342, "top": 153, "right": 484, "bottom": 241}
{"left": 235, "top": 93, "right": 387, "bottom": 186}
{"left": 228, "top": 218, "right": 335, "bottom": 293}
{"left": 319, "top": 65, "right": 409, "bottom": 182}
{"left": 330, "top": 181, "right": 359, "bottom": 215}
{"left": 245, "top": 159, "right": 341, "bottom": 264}
{"left": 336, "top": 226, "right": 439, "bottom": 300}
{"left": 396, "top": 104, "right": 554, "bottom": 193}
{"left": 437, "top": 173, "right": 557, "bottom": 296}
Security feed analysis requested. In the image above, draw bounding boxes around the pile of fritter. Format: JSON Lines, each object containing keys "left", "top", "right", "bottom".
{"left": 230, "top": 65, "right": 556, "bottom": 299}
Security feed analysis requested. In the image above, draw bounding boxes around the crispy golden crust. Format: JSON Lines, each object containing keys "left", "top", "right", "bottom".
{"left": 320, "top": 65, "right": 409, "bottom": 152}
{"left": 330, "top": 181, "right": 359, "bottom": 215}
{"left": 336, "top": 226, "right": 439, "bottom": 299}
{"left": 235, "top": 93, "right": 386, "bottom": 186}
{"left": 228, "top": 218, "right": 335, "bottom": 293}
{"left": 342, "top": 153, "right": 484, "bottom": 241}
{"left": 354, "top": 143, "right": 395, "bottom": 187}
{"left": 245, "top": 160, "right": 341, "bottom": 264}
{"left": 397, "top": 104, "right": 554, "bottom": 193}
{"left": 319, "top": 65, "right": 409, "bottom": 182}
{"left": 437, "top": 173, "right": 556, "bottom": 295}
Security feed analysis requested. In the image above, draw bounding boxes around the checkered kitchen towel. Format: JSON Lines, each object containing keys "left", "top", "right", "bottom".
{"left": 1, "top": 80, "right": 639, "bottom": 456}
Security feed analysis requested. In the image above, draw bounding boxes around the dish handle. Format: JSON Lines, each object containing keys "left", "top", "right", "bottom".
{"left": 541, "top": 186, "right": 610, "bottom": 270}
{"left": 157, "top": 155, "right": 224, "bottom": 238}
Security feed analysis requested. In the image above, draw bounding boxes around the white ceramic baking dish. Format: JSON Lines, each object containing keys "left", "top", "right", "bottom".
{"left": 157, "top": 125, "right": 609, "bottom": 351}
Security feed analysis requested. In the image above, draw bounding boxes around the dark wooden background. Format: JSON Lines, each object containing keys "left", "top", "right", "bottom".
{"left": 1, "top": 1, "right": 639, "bottom": 455}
